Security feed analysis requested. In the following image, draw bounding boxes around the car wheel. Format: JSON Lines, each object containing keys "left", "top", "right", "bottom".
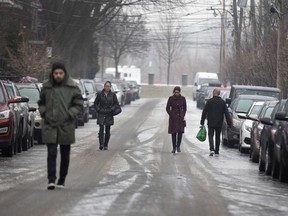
{"left": 78, "top": 119, "right": 85, "bottom": 126}
{"left": 251, "top": 148, "right": 258, "bottom": 162}
{"left": 265, "top": 146, "right": 272, "bottom": 175}
{"left": 222, "top": 132, "right": 227, "bottom": 146}
{"left": 272, "top": 150, "right": 279, "bottom": 179}
{"left": 279, "top": 149, "right": 288, "bottom": 183}
{"left": 2, "top": 140, "right": 14, "bottom": 157}
{"left": 259, "top": 146, "right": 265, "bottom": 172}
{"left": 22, "top": 131, "right": 29, "bottom": 151}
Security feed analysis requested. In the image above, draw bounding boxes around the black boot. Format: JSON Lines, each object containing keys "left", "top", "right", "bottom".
{"left": 171, "top": 134, "right": 176, "bottom": 154}
{"left": 104, "top": 133, "right": 110, "bottom": 150}
{"left": 98, "top": 133, "right": 104, "bottom": 150}
{"left": 177, "top": 143, "right": 181, "bottom": 153}
{"left": 177, "top": 133, "right": 182, "bottom": 152}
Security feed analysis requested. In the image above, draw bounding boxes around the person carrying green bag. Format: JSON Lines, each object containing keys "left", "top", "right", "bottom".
{"left": 200, "top": 88, "right": 232, "bottom": 156}
{"left": 196, "top": 125, "right": 207, "bottom": 142}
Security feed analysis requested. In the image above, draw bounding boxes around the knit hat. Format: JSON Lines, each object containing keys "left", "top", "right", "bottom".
{"left": 51, "top": 62, "right": 67, "bottom": 73}
{"left": 173, "top": 86, "right": 181, "bottom": 93}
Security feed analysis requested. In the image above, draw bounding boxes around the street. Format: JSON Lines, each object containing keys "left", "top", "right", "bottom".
{"left": 0, "top": 96, "right": 288, "bottom": 216}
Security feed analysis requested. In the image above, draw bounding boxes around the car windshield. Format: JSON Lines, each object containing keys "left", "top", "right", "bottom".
{"left": 235, "top": 89, "right": 280, "bottom": 100}
{"left": 264, "top": 107, "right": 274, "bottom": 118}
{"left": 235, "top": 99, "right": 254, "bottom": 113}
{"left": 18, "top": 87, "right": 40, "bottom": 104}
{"left": 0, "top": 86, "right": 5, "bottom": 102}
{"left": 84, "top": 82, "right": 95, "bottom": 94}
{"left": 249, "top": 104, "right": 263, "bottom": 116}
{"left": 199, "top": 78, "right": 218, "bottom": 85}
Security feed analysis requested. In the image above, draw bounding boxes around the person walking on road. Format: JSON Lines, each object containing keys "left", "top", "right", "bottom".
{"left": 166, "top": 86, "right": 187, "bottom": 154}
{"left": 200, "top": 88, "right": 232, "bottom": 156}
{"left": 94, "top": 81, "right": 119, "bottom": 150}
{"left": 38, "top": 62, "right": 84, "bottom": 190}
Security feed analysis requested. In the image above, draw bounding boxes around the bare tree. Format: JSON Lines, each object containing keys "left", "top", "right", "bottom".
{"left": 154, "top": 13, "right": 184, "bottom": 85}
{"left": 39, "top": 0, "right": 186, "bottom": 78}
{"left": 7, "top": 41, "right": 50, "bottom": 77}
{"left": 98, "top": 13, "right": 149, "bottom": 78}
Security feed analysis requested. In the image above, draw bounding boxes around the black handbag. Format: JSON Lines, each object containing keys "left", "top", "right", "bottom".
{"left": 113, "top": 93, "right": 122, "bottom": 116}
{"left": 113, "top": 104, "right": 122, "bottom": 116}
{"left": 183, "top": 120, "right": 186, "bottom": 127}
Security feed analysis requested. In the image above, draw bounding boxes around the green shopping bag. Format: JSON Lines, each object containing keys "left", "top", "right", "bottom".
{"left": 196, "top": 125, "right": 207, "bottom": 142}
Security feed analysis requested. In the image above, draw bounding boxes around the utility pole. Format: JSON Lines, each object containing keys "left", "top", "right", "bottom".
{"left": 276, "top": 0, "right": 288, "bottom": 98}
{"left": 219, "top": 0, "right": 226, "bottom": 85}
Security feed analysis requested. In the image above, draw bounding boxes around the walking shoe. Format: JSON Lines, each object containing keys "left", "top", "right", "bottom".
{"left": 56, "top": 179, "right": 65, "bottom": 189}
{"left": 177, "top": 147, "right": 181, "bottom": 153}
{"left": 47, "top": 183, "right": 55, "bottom": 190}
{"left": 171, "top": 149, "right": 176, "bottom": 154}
{"left": 99, "top": 146, "right": 104, "bottom": 150}
{"left": 209, "top": 151, "right": 214, "bottom": 156}
{"left": 103, "top": 147, "right": 108, "bottom": 150}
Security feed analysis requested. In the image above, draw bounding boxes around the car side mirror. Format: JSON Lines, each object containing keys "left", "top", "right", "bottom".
{"left": 237, "top": 113, "right": 247, "bottom": 119}
{"left": 275, "top": 112, "right": 288, "bottom": 121}
{"left": 247, "top": 114, "right": 258, "bottom": 121}
{"left": 8, "top": 96, "right": 29, "bottom": 104}
{"left": 29, "top": 107, "right": 37, "bottom": 112}
{"left": 260, "top": 117, "right": 273, "bottom": 125}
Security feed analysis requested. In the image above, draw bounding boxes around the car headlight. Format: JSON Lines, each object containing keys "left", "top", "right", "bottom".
{"left": 245, "top": 125, "right": 252, "bottom": 132}
{"left": 0, "top": 110, "right": 10, "bottom": 120}
{"left": 35, "top": 110, "right": 41, "bottom": 119}
{"left": 233, "top": 119, "right": 242, "bottom": 129}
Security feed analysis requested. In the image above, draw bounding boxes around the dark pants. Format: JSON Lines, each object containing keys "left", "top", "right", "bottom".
{"left": 171, "top": 133, "right": 182, "bottom": 148}
{"left": 99, "top": 125, "right": 111, "bottom": 135}
{"left": 47, "top": 144, "right": 71, "bottom": 183}
{"left": 208, "top": 127, "right": 222, "bottom": 153}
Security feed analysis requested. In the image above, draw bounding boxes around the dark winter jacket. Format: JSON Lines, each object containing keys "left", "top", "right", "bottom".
{"left": 166, "top": 94, "right": 187, "bottom": 134}
{"left": 94, "top": 90, "right": 119, "bottom": 126}
{"left": 201, "top": 96, "right": 231, "bottom": 128}
{"left": 38, "top": 72, "right": 84, "bottom": 145}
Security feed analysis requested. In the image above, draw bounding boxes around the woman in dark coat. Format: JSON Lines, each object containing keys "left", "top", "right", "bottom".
{"left": 94, "top": 81, "right": 119, "bottom": 150}
{"left": 166, "top": 86, "right": 187, "bottom": 153}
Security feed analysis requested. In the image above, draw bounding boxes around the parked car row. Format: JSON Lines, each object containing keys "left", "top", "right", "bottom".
{"left": 0, "top": 80, "right": 37, "bottom": 157}
{"left": 220, "top": 85, "right": 288, "bottom": 183}
{"left": 73, "top": 78, "right": 141, "bottom": 128}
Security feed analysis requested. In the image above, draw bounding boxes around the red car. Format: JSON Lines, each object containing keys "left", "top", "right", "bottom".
{"left": 0, "top": 80, "right": 29, "bottom": 157}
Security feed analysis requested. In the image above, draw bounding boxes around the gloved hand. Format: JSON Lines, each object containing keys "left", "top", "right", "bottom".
{"left": 200, "top": 120, "right": 204, "bottom": 125}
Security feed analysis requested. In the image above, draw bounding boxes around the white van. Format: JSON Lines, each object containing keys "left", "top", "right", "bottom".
{"left": 192, "top": 72, "right": 219, "bottom": 101}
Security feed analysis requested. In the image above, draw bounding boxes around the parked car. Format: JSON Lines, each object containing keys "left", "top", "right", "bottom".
{"left": 238, "top": 101, "right": 266, "bottom": 153}
{"left": 74, "top": 79, "right": 90, "bottom": 126}
{"left": 112, "top": 82, "right": 125, "bottom": 106}
{"left": 249, "top": 101, "right": 278, "bottom": 162}
{"left": 127, "top": 80, "right": 140, "bottom": 100}
{"left": 0, "top": 80, "right": 29, "bottom": 157}
{"left": 222, "top": 95, "right": 276, "bottom": 147}
{"left": 258, "top": 100, "right": 286, "bottom": 176}
{"left": 196, "top": 81, "right": 221, "bottom": 108}
{"left": 192, "top": 72, "right": 219, "bottom": 101}
{"left": 226, "top": 85, "right": 281, "bottom": 106}
{"left": 111, "top": 82, "right": 125, "bottom": 107}
{"left": 4, "top": 82, "right": 31, "bottom": 152}
{"left": 113, "top": 80, "right": 132, "bottom": 105}
{"left": 94, "top": 73, "right": 115, "bottom": 82}
{"left": 16, "top": 83, "right": 39, "bottom": 146}
{"left": 263, "top": 100, "right": 288, "bottom": 182}
{"left": 81, "top": 79, "right": 97, "bottom": 119}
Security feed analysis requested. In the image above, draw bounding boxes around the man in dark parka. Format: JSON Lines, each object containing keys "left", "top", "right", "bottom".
{"left": 200, "top": 88, "right": 232, "bottom": 156}
{"left": 38, "top": 62, "right": 84, "bottom": 190}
